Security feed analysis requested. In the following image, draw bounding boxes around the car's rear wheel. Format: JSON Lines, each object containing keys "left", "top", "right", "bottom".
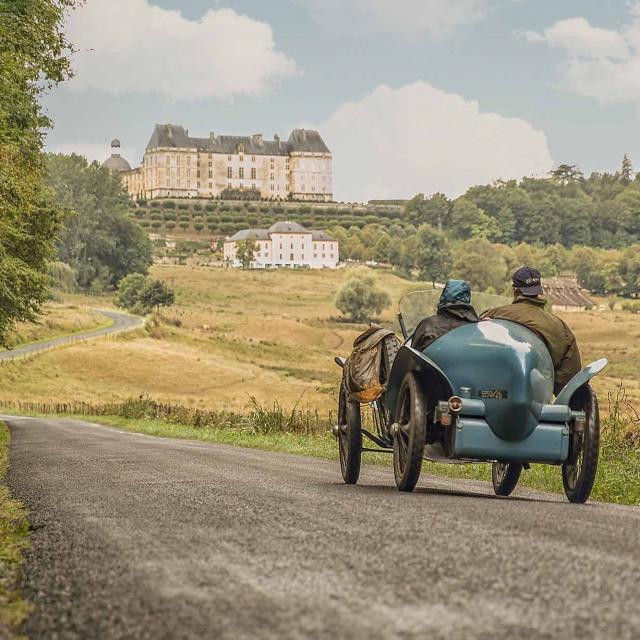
{"left": 562, "top": 384, "right": 599, "bottom": 504}
{"left": 393, "top": 372, "right": 426, "bottom": 492}
{"left": 338, "top": 380, "right": 362, "bottom": 484}
{"left": 492, "top": 462, "right": 523, "bottom": 496}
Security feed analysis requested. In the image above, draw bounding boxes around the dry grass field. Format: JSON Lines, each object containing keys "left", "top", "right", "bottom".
{"left": 0, "top": 265, "right": 638, "bottom": 416}
{"left": 2, "top": 301, "right": 111, "bottom": 349}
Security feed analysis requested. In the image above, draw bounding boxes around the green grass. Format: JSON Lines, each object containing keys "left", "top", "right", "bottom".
{"left": 0, "top": 422, "right": 31, "bottom": 639}
{"left": 70, "top": 414, "right": 640, "bottom": 505}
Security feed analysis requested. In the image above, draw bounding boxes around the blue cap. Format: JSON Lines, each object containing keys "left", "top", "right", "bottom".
{"left": 438, "top": 280, "right": 471, "bottom": 309}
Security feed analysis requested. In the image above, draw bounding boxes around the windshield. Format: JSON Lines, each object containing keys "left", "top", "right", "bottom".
{"left": 397, "top": 289, "right": 512, "bottom": 335}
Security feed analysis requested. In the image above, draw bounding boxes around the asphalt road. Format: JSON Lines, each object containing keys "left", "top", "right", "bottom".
{"left": 0, "top": 310, "right": 143, "bottom": 362}
{"left": 6, "top": 417, "right": 640, "bottom": 640}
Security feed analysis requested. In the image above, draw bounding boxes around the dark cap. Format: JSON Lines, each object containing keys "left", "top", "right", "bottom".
{"left": 513, "top": 266, "right": 543, "bottom": 295}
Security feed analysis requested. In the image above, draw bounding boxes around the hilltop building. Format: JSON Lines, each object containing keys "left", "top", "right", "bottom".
{"left": 224, "top": 221, "right": 338, "bottom": 269}
{"left": 542, "top": 277, "right": 595, "bottom": 312}
{"left": 105, "top": 125, "right": 332, "bottom": 202}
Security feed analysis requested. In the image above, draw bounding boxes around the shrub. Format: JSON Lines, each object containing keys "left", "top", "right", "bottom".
{"left": 151, "top": 201, "right": 162, "bottom": 209}
{"left": 163, "top": 201, "right": 176, "bottom": 209}
{"left": 116, "top": 273, "right": 175, "bottom": 315}
{"left": 194, "top": 223, "right": 204, "bottom": 232}
{"left": 335, "top": 271, "right": 391, "bottom": 322}
{"left": 193, "top": 204, "right": 202, "bottom": 212}
{"left": 179, "top": 215, "right": 190, "bottom": 222}
{"left": 151, "top": 221, "right": 162, "bottom": 229}
{"left": 140, "top": 220, "right": 151, "bottom": 227}
{"left": 165, "top": 222, "right": 176, "bottom": 230}
{"left": 177, "top": 203, "right": 189, "bottom": 210}
{"left": 163, "top": 212, "right": 176, "bottom": 221}
{"left": 205, "top": 204, "right": 216, "bottom": 212}
{"left": 179, "top": 222, "right": 189, "bottom": 230}
{"left": 137, "top": 198, "right": 147, "bottom": 206}
{"left": 207, "top": 223, "right": 217, "bottom": 231}
{"left": 134, "top": 210, "right": 145, "bottom": 218}
{"left": 150, "top": 213, "right": 162, "bottom": 221}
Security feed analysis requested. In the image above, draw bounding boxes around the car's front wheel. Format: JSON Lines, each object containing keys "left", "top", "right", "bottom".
{"left": 492, "top": 462, "right": 523, "bottom": 496}
{"left": 393, "top": 372, "right": 427, "bottom": 492}
{"left": 562, "top": 384, "right": 600, "bottom": 504}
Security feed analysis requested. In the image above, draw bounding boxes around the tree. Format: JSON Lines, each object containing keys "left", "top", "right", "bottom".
{"left": 550, "top": 164, "right": 583, "bottom": 185}
{"left": 452, "top": 239, "right": 506, "bottom": 292}
{"left": 335, "top": 271, "right": 391, "bottom": 322}
{"left": 0, "top": 0, "right": 76, "bottom": 345}
{"left": 140, "top": 279, "right": 176, "bottom": 315}
{"left": 116, "top": 274, "right": 175, "bottom": 315}
{"left": 449, "top": 199, "right": 485, "bottom": 239}
{"left": 405, "top": 192, "right": 450, "bottom": 228}
{"left": 235, "top": 238, "right": 257, "bottom": 269}
{"left": 414, "top": 224, "right": 453, "bottom": 286}
{"left": 621, "top": 154, "right": 633, "bottom": 186}
{"left": 47, "top": 154, "right": 153, "bottom": 290}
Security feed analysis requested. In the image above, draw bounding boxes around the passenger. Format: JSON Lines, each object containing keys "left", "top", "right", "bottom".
{"left": 412, "top": 279, "right": 478, "bottom": 352}
{"left": 481, "top": 266, "right": 581, "bottom": 395}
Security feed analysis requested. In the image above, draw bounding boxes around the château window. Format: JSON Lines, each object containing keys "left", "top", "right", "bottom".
{"left": 239, "top": 155, "right": 244, "bottom": 162}
{"left": 290, "top": 253, "right": 294, "bottom": 261}
{"left": 251, "top": 156, "right": 256, "bottom": 162}
{"left": 227, "top": 167, "right": 232, "bottom": 179}
{"left": 208, "top": 170, "right": 213, "bottom": 179}
{"left": 239, "top": 167, "right": 244, "bottom": 179}
{"left": 209, "top": 182, "right": 213, "bottom": 189}
{"left": 251, "top": 168, "right": 256, "bottom": 179}
{"left": 270, "top": 173, "right": 275, "bottom": 180}
{"left": 228, "top": 155, "right": 232, "bottom": 161}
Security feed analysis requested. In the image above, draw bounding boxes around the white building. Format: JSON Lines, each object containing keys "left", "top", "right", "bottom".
{"left": 224, "top": 222, "right": 339, "bottom": 269}
{"left": 110, "top": 125, "right": 333, "bottom": 202}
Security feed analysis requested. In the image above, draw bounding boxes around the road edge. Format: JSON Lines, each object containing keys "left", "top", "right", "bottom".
{"left": 0, "top": 309, "right": 145, "bottom": 363}
{"left": 0, "top": 421, "right": 31, "bottom": 639}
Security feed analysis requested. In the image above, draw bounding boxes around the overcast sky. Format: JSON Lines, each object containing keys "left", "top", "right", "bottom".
{"left": 45, "top": 0, "right": 640, "bottom": 202}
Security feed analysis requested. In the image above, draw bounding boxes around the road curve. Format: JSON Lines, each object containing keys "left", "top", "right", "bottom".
{"left": 0, "top": 310, "right": 144, "bottom": 362}
{"left": 5, "top": 416, "right": 640, "bottom": 640}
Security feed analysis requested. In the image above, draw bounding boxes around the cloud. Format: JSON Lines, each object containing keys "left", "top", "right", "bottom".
{"left": 310, "top": 82, "right": 553, "bottom": 202}
{"left": 294, "top": 0, "right": 495, "bottom": 38}
{"left": 522, "top": 5, "right": 640, "bottom": 105}
{"left": 65, "top": 0, "right": 297, "bottom": 100}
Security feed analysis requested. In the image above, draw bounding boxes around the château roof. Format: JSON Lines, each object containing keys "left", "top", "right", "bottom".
{"left": 227, "top": 222, "right": 335, "bottom": 242}
{"left": 146, "top": 124, "right": 330, "bottom": 156}
{"left": 268, "top": 221, "right": 307, "bottom": 234}
{"left": 102, "top": 154, "right": 132, "bottom": 172}
{"left": 228, "top": 229, "right": 270, "bottom": 241}
{"left": 287, "top": 129, "right": 331, "bottom": 153}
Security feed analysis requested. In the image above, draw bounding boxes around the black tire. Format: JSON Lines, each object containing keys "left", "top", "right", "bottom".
{"left": 380, "top": 334, "right": 400, "bottom": 385}
{"left": 562, "top": 384, "right": 600, "bottom": 504}
{"left": 393, "top": 372, "right": 427, "bottom": 492}
{"left": 338, "top": 380, "right": 362, "bottom": 484}
{"left": 492, "top": 462, "right": 523, "bottom": 496}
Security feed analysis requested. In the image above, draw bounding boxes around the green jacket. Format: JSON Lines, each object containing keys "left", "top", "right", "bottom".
{"left": 481, "top": 296, "right": 582, "bottom": 395}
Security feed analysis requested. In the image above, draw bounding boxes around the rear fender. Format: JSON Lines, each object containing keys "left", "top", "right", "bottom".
{"left": 385, "top": 346, "right": 453, "bottom": 417}
{"left": 554, "top": 359, "right": 608, "bottom": 406}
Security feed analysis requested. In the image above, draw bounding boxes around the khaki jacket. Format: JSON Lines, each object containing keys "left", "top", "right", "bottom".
{"left": 481, "top": 296, "right": 581, "bottom": 395}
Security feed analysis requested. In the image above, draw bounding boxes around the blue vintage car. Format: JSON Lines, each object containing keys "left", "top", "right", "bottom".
{"left": 334, "top": 290, "right": 607, "bottom": 503}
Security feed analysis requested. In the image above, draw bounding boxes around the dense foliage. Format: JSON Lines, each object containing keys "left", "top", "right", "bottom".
{"left": 405, "top": 161, "right": 640, "bottom": 249}
{"left": 0, "top": 0, "right": 75, "bottom": 345}
{"left": 47, "top": 154, "right": 153, "bottom": 292}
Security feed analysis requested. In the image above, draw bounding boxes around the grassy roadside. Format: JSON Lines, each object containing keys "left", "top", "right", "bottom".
{"left": 77, "top": 414, "right": 640, "bottom": 506}
{"left": 0, "top": 422, "right": 30, "bottom": 639}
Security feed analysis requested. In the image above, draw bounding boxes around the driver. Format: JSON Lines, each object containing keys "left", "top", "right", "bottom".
{"left": 481, "top": 266, "right": 581, "bottom": 395}
{"left": 412, "top": 279, "right": 479, "bottom": 352}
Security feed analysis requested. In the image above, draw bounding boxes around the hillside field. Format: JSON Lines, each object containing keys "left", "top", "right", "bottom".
{"left": 0, "top": 266, "right": 639, "bottom": 416}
